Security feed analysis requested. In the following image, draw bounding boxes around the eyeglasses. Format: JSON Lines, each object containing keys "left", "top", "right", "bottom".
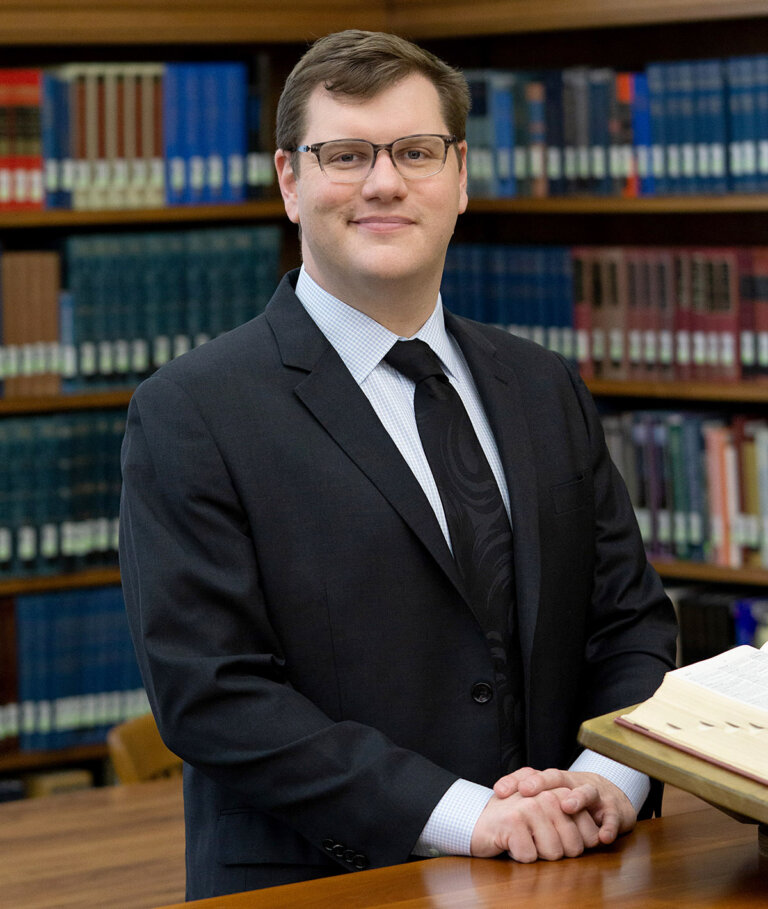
{"left": 287, "top": 134, "right": 459, "bottom": 184}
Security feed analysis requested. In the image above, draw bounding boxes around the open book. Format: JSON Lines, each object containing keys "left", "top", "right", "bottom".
{"left": 616, "top": 642, "right": 768, "bottom": 786}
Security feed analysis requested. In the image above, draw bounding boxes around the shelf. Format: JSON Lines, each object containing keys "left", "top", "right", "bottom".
{"left": 0, "top": 390, "right": 133, "bottom": 415}
{"left": 393, "top": 0, "right": 768, "bottom": 38}
{"left": 586, "top": 380, "right": 768, "bottom": 404}
{"left": 652, "top": 559, "right": 768, "bottom": 587}
{"left": 0, "top": 1, "right": 386, "bottom": 45}
{"left": 468, "top": 194, "right": 768, "bottom": 215}
{"left": 0, "top": 742, "right": 108, "bottom": 774}
{"left": 0, "top": 567, "right": 121, "bottom": 598}
{"left": 1, "top": 199, "right": 287, "bottom": 230}
{"left": 8, "top": 382, "right": 766, "bottom": 414}
{"left": 8, "top": 194, "right": 768, "bottom": 230}
{"left": 0, "top": 1, "right": 763, "bottom": 45}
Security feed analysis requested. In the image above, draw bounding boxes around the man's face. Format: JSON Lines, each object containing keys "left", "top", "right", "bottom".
{"left": 275, "top": 73, "right": 468, "bottom": 307}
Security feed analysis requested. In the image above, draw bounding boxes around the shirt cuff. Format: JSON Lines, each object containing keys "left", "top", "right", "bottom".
{"left": 411, "top": 778, "right": 493, "bottom": 857}
{"left": 569, "top": 748, "right": 650, "bottom": 815}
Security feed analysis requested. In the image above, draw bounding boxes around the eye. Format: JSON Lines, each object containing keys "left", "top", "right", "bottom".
{"left": 322, "top": 144, "right": 372, "bottom": 169}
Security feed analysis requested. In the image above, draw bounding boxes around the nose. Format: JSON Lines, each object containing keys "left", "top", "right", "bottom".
{"left": 362, "top": 148, "right": 407, "bottom": 197}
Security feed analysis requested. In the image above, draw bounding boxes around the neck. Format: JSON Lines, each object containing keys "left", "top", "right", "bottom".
{"left": 303, "top": 267, "right": 442, "bottom": 337}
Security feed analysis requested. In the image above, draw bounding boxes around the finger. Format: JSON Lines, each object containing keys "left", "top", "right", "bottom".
{"left": 597, "top": 807, "right": 621, "bottom": 844}
{"left": 493, "top": 766, "right": 538, "bottom": 798}
{"left": 516, "top": 768, "right": 569, "bottom": 797}
{"left": 558, "top": 783, "right": 600, "bottom": 814}
{"left": 572, "top": 808, "right": 601, "bottom": 850}
{"left": 504, "top": 823, "right": 539, "bottom": 863}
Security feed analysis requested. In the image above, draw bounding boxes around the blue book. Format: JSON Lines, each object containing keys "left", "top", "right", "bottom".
{"left": 15, "top": 595, "right": 45, "bottom": 750}
{"left": 487, "top": 71, "right": 516, "bottom": 197}
{"left": 752, "top": 55, "right": 768, "bottom": 191}
{"left": 726, "top": 56, "right": 759, "bottom": 194}
{"left": 694, "top": 60, "right": 729, "bottom": 195}
{"left": 220, "top": 62, "right": 248, "bottom": 203}
{"left": 64, "top": 235, "right": 98, "bottom": 389}
{"left": 58, "top": 289, "right": 78, "bottom": 393}
{"left": 463, "top": 70, "right": 495, "bottom": 198}
{"left": 544, "top": 70, "right": 565, "bottom": 197}
{"left": 183, "top": 64, "right": 205, "bottom": 206}
{"left": 201, "top": 64, "right": 223, "bottom": 204}
{"left": 661, "top": 62, "right": 684, "bottom": 195}
{"left": 163, "top": 63, "right": 186, "bottom": 206}
{"left": 645, "top": 63, "right": 668, "bottom": 195}
{"left": 41, "top": 72, "right": 60, "bottom": 209}
{"left": 676, "top": 61, "right": 698, "bottom": 194}
{"left": 631, "top": 72, "right": 654, "bottom": 196}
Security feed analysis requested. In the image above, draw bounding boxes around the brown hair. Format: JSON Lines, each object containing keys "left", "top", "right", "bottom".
{"left": 275, "top": 30, "right": 470, "bottom": 155}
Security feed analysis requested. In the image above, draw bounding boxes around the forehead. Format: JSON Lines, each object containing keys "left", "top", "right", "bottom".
{"left": 302, "top": 73, "right": 448, "bottom": 144}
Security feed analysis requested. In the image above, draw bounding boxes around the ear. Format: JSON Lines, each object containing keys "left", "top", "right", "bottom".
{"left": 274, "top": 149, "right": 300, "bottom": 224}
{"left": 457, "top": 140, "right": 469, "bottom": 215}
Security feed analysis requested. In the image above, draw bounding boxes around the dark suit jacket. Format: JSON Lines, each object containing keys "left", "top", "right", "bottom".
{"left": 119, "top": 270, "right": 677, "bottom": 899}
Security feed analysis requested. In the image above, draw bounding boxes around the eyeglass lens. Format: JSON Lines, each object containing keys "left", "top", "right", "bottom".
{"left": 318, "top": 135, "right": 449, "bottom": 182}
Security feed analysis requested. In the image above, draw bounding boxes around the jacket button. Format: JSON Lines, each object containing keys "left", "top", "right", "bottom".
{"left": 332, "top": 844, "right": 346, "bottom": 858}
{"left": 471, "top": 682, "right": 493, "bottom": 704}
{"left": 353, "top": 853, "right": 369, "bottom": 870}
{"left": 322, "top": 839, "right": 335, "bottom": 853}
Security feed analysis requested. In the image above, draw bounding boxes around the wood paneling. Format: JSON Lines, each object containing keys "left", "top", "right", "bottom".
{"left": 0, "top": 0, "right": 387, "bottom": 44}
{"left": 390, "top": 0, "right": 768, "bottom": 38}
{"left": 4, "top": 0, "right": 767, "bottom": 45}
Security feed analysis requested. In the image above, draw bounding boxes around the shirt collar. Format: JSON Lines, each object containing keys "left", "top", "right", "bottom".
{"left": 295, "top": 265, "right": 459, "bottom": 384}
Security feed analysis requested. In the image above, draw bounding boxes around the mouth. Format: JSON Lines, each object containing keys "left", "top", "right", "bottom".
{"left": 351, "top": 216, "right": 415, "bottom": 232}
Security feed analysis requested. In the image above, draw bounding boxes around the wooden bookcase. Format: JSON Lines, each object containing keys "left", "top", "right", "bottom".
{"left": 1, "top": 0, "right": 768, "bottom": 776}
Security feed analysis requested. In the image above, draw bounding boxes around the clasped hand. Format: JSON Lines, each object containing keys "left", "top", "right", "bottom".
{"left": 470, "top": 767, "right": 637, "bottom": 862}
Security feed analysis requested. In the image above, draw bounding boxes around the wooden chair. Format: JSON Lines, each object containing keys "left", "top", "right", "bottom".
{"left": 107, "top": 712, "right": 183, "bottom": 783}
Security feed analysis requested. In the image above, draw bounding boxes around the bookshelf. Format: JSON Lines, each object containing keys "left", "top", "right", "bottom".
{"left": 1, "top": 0, "right": 768, "bottom": 778}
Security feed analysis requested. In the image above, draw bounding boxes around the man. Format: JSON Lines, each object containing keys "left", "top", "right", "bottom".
{"left": 119, "top": 30, "right": 677, "bottom": 900}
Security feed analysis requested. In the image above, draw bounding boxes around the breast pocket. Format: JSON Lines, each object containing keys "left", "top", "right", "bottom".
{"left": 550, "top": 474, "right": 588, "bottom": 515}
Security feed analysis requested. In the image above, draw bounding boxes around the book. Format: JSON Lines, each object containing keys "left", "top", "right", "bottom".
{"left": 616, "top": 641, "right": 768, "bottom": 785}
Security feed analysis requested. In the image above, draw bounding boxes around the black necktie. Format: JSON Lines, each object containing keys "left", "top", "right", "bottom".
{"left": 385, "top": 339, "right": 522, "bottom": 770}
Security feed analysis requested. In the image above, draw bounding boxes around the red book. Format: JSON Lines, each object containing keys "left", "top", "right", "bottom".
{"left": 672, "top": 248, "right": 694, "bottom": 382}
{"left": 0, "top": 70, "right": 14, "bottom": 210}
{"left": 600, "top": 247, "right": 630, "bottom": 381}
{"left": 624, "top": 247, "right": 647, "bottom": 381}
{"left": 750, "top": 246, "right": 768, "bottom": 383}
{"left": 650, "top": 247, "right": 676, "bottom": 382}
{"left": 8, "top": 68, "right": 44, "bottom": 210}
{"left": 615, "top": 72, "right": 638, "bottom": 198}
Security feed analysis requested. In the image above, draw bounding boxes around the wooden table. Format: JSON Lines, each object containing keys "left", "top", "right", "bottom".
{"left": 0, "top": 776, "right": 765, "bottom": 909}
{"left": 161, "top": 802, "right": 766, "bottom": 909}
{"left": 0, "top": 776, "right": 185, "bottom": 909}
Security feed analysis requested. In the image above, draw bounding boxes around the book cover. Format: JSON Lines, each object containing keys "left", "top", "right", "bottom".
{"left": 10, "top": 68, "right": 44, "bottom": 210}
{"left": 631, "top": 71, "right": 655, "bottom": 196}
{"left": 463, "top": 69, "right": 495, "bottom": 199}
{"left": 245, "top": 51, "right": 273, "bottom": 200}
{"left": 616, "top": 642, "right": 768, "bottom": 786}
{"left": 645, "top": 63, "right": 668, "bottom": 195}
{"left": 487, "top": 70, "right": 516, "bottom": 198}
{"left": 543, "top": 69, "right": 565, "bottom": 197}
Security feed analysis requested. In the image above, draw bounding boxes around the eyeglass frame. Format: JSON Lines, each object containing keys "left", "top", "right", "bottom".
{"left": 285, "top": 133, "right": 461, "bottom": 183}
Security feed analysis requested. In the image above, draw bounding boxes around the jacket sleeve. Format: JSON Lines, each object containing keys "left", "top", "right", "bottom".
{"left": 118, "top": 372, "right": 457, "bottom": 871}
{"left": 570, "top": 360, "right": 679, "bottom": 718}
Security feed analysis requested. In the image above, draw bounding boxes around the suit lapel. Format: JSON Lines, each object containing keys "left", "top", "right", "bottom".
{"left": 265, "top": 275, "right": 464, "bottom": 598}
{"left": 446, "top": 313, "right": 542, "bottom": 668}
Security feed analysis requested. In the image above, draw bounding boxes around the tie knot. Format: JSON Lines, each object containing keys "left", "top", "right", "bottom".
{"left": 385, "top": 339, "right": 447, "bottom": 385}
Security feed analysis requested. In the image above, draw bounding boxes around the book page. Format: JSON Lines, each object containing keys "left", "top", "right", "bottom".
{"left": 674, "top": 645, "right": 768, "bottom": 712}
